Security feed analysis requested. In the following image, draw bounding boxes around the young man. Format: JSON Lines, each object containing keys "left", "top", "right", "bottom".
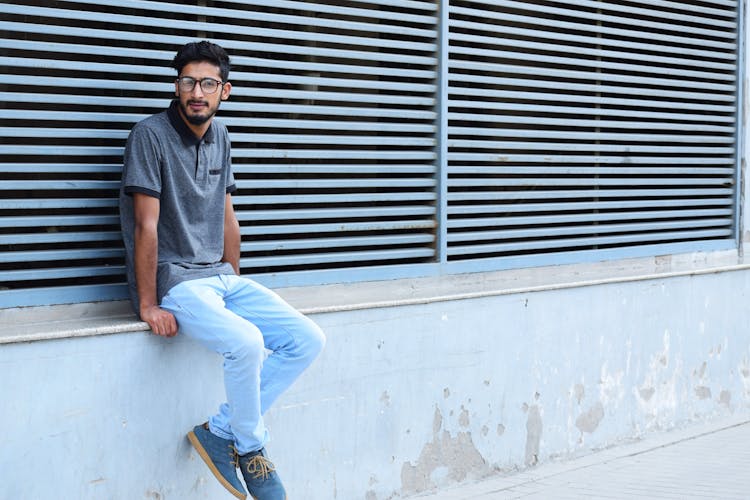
{"left": 119, "top": 41, "right": 325, "bottom": 500}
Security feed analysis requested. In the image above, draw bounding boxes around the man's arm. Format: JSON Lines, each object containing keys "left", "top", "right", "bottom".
{"left": 222, "top": 193, "right": 241, "bottom": 275}
{"left": 133, "top": 193, "right": 177, "bottom": 337}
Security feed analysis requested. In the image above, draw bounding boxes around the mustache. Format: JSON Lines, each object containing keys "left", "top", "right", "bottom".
{"left": 187, "top": 99, "right": 209, "bottom": 106}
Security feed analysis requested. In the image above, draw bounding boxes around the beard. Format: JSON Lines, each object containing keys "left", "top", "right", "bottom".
{"left": 179, "top": 98, "right": 219, "bottom": 126}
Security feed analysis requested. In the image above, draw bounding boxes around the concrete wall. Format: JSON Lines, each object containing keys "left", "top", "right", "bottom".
{"left": 3, "top": 265, "right": 750, "bottom": 499}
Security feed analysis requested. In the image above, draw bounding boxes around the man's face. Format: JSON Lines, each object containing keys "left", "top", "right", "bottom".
{"left": 174, "top": 61, "right": 231, "bottom": 127}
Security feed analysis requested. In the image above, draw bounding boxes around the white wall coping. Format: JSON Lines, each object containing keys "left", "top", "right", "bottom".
{"left": 3, "top": 249, "right": 749, "bottom": 345}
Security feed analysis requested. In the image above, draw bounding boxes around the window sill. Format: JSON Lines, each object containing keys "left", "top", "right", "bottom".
{"left": 3, "top": 249, "right": 749, "bottom": 345}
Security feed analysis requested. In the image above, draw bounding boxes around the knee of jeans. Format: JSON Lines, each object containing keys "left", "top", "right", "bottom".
{"left": 225, "top": 332, "right": 265, "bottom": 363}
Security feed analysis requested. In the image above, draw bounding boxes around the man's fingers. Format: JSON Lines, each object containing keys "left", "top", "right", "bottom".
{"left": 144, "top": 308, "right": 178, "bottom": 337}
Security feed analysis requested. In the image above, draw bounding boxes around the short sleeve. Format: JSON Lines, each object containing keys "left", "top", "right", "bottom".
{"left": 122, "top": 122, "right": 162, "bottom": 198}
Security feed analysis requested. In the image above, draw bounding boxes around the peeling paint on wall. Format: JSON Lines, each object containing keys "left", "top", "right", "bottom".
{"left": 523, "top": 402, "right": 543, "bottom": 466}
{"left": 574, "top": 384, "right": 585, "bottom": 405}
{"left": 400, "top": 407, "right": 489, "bottom": 496}
{"left": 740, "top": 358, "right": 750, "bottom": 398}
{"left": 694, "top": 386, "right": 712, "bottom": 400}
{"left": 576, "top": 402, "right": 605, "bottom": 434}
{"left": 719, "top": 390, "right": 732, "bottom": 407}
{"left": 639, "top": 387, "right": 655, "bottom": 402}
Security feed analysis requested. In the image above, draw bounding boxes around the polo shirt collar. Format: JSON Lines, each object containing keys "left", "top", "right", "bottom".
{"left": 167, "top": 100, "right": 215, "bottom": 145}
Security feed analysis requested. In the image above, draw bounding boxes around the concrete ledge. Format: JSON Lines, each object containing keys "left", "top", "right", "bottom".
{"left": 3, "top": 249, "right": 749, "bottom": 345}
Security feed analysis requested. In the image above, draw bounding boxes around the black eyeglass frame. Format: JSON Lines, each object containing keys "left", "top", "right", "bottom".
{"left": 175, "top": 76, "right": 225, "bottom": 94}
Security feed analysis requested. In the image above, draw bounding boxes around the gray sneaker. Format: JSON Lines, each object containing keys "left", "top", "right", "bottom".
{"left": 187, "top": 423, "right": 248, "bottom": 499}
{"left": 238, "top": 448, "right": 286, "bottom": 500}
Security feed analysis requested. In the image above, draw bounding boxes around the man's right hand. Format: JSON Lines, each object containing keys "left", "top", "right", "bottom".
{"left": 140, "top": 305, "right": 178, "bottom": 337}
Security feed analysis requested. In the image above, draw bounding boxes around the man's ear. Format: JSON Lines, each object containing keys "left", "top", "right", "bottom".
{"left": 221, "top": 81, "right": 232, "bottom": 101}
{"left": 174, "top": 80, "right": 180, "bottom": 97}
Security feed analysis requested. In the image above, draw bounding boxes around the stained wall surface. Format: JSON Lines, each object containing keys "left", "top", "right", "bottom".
{"left": 2, "top": 267, "right": 749, "bottom": 499}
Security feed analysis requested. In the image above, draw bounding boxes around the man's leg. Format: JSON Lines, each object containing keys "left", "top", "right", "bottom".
{"left": 219, "top": 274, "right": 324, "bottom": 499}
{"left": 221, "top": 274, "right": 326, "bottom": 426}
{"left": 161, "top": 276, "right": 268, "bottom": 498}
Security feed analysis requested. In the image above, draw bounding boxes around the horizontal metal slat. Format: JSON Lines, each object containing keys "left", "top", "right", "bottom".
{"left": 0, "top": 112, "right": 436, "bottom": 134}
{"left": 0, "top": 56, "right": 169, "bottom": 77}
{"left": 448, "top": 198, "right": 734, "bottom": 216}
{"left": 231, "top": 135, "right": 435, "bottom": 147}
{"left": 448, "top": 141, "right": 735, "bottom": 155}
{"left": 449, "top": 87, "right": 736, "bottom": 111}
{"left": 447, "top": 208, "right": 734, "bottom": 229}
{"left": 243, "top": 233, "right": 435, "bottom": 251}
{"left": 448, "top": 166, "right": 735, "bottom": 175}
{"left": 448, "top": 129, "right": 735, "bottom": 144}
{"left": 4, "top": 93, "right": 435, "bottom": 116}
{"left": 0, "top": 231, "right": 121, "bottom": 245}
{"left": 219, "top": 0, "right": 437, "bottom": 14}
{"left": 0, "top": 215, "right": 120, "bottom": 228}
{"left": 232, "top": 165, "right": 436, "bottom": 175}
{"left": 1, "top": 54, "right": 437, "bottom": 94}
{"left": 0, "top": 163, "right": 122, "bottom": 173}
{"left": 449, "top": 60, "right": 736, "bottom": 93}
{"left": 448, "top": 177, "right": 732, "bottom": 188}
{"left": 448, "top": 218, "right": 731, "bottom": 243}
{"left": 580, "top": 0, "right": 735, "bottom": 19}
{"left": 241, "top": 219, "right": 436, "bottom": 236}
{"left": 0, "top": 198, "right": 118, "bottom": 209}
{"left": 448, "top": 229, "right": 733, "bottom": 256}
{"left": 241, "top": 247, "right": 435, "bottom": 267}
{"left": 0, "top": 266, "right": 125, "bottom": 283}
{"left": 231, "top": 89, "right": 435, "bottom": 106}
{"left": 0, "top": 146, "right": 122, "bottom": 156}
{"left": 448, "top": 101, "right": 734, "bottom": 123}
{"left": 79, "top": 0, "right": 438, "bottom": 26}
{"left": 2, "top": 37, "right": 435, "bottom": 72}
{"left": 0, "top": 109, "right": 147, "bottom": 124}
{"left": 0, "top": 128, "right": 129, "bottom": 140}
{"left": 446, "top": 154, "right": 735, "bottom": 165}
{"left": 2, "top": 52, "right": 436, "bottom": 82}
{"left": 232, "top": 192, "right": 437, "bottom": 205}
{"left": 235, "top": 206, "right": 436, "bottom": 222}
{"left": 448, "top": 188, "right": 733, "bottom": 202}
{"left": 447, "top": 112, "right": 735, "bottom": 132}
{"left": 232, "top": 150, "right": 436, "bottom": 160}
{"left": 448, "top": 11, "right": 736, "bottom": 62}
{"left": 464, "top": 0, "right": 736, "bottom": 40}
{"left": 2, "top": 18, "right": 436, "bottom": 55}
{"left": 449, "top": 33, "right": 736, "bottom": 77}
{"left": 448, "top": 73, "right": 735, "bottom": 102}
{"left": 0, "top": 248, "right": 124, "bottom": 263}
{"left": 1, "top": 4, "right": 436, "bottom": 41}
{"left": 0, "top": 180, "right": 119, "bottom": 191}
{"left": 545, "top": 0, "right": 736, "bottom": 29}
{"left": 235, "top": 179, "right": 436, "bottom": 190}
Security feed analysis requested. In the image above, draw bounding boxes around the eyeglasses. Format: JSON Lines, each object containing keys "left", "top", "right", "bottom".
{"left": 176, "top": 76, "right": 224, "bottom": 94}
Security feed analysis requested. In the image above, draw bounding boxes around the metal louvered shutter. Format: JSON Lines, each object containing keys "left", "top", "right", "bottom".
{"left": 446, "top": 0, "right": 739, "bottom": 264}
{"left": 0, "top": 0, "right": 439, "bottom": 307}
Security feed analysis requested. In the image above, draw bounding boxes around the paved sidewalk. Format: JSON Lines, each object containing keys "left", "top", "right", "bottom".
{"left": 416, "top": 416, "right": 750, "bottom": 499}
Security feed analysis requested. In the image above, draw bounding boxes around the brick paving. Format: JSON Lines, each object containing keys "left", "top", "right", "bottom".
{"left": 415, "top": 416, "right": 750, "bottom": 500}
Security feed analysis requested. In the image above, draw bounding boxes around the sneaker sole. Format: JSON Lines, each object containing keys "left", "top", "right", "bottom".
{"left": 187, "top": 430, "right": 247, "bottom": 500}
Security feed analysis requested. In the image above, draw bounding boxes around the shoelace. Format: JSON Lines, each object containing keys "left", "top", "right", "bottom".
{"left": 244, "top": 454, "right": 276, "bottom": 480}
{"left": 229, "top": 445, "right": 240, "bottom": 469}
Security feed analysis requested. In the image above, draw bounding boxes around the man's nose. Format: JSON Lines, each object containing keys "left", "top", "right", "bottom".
{"left": 190, "top": 82, "right": 205, "bottom": 97}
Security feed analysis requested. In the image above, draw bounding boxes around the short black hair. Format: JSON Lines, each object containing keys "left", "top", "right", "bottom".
{"left": 171, "top": 40, "right": 230, "bottom": 82}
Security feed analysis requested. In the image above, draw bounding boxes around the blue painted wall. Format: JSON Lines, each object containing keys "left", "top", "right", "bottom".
{"left": 2, "top": 268, "right": 749, "bottom": 499}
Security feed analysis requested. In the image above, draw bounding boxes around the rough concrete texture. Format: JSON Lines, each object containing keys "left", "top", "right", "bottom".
{"left": 2, "top": 269, "right": 750, "bottom": 499}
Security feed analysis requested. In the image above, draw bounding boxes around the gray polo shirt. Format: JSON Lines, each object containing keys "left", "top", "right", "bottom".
{"left": 119, "top": 100, "right": 237, "bottom": 314}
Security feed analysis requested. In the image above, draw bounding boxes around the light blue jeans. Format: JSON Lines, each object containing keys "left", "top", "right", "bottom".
{"left": 160, "top": 274, "right": 325, "bottom": 455}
